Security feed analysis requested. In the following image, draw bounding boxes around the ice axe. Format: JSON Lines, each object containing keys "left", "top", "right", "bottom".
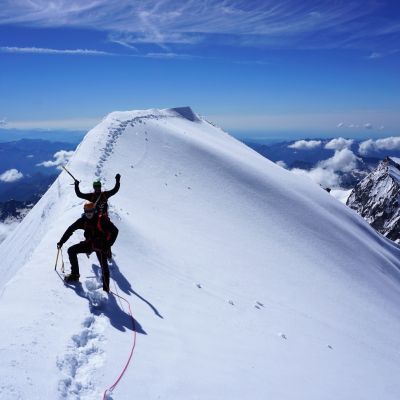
{"left": 62, "top": 165, "right": 79, "bottom": 183}
{"left": 54, "top": 248, "right": 65, "bottom": 273}
{"left": 54, "top": 248, "right": 60, "bottom": 271}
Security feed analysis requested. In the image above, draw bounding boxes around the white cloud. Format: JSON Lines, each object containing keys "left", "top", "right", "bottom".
{"left": 359, "top": 137, "right": 400, "bottom": 155}
{"left": 288, "top": 140, "right": 322, "bottom": 150}
{"left": 291, "top": 167, "right": 340, "bottom": 188}
{"left": 359, "top": 139, "right": 374, "bottom": 155}
{"left": 0, "top": 169, "right": 23, "bottom": 182}
{"left": 276, "top": 160, "right": 287, "bottom": 169}
{"left": 325, "top": 137, "right": 354, "bottom": 151}
{"left": 37, "top": 150, "right": 74, "bottom": 169}
{"left": 0, "top": 117, "right": 7, "bottom": 127}
{"left": 290, "top": 148, "right": 359, "bottom": 188}
{"left": 364, "top": 123, "right": 373, "bottom": 129}
{"left": 0, "top": 46, "right": 113, "bottom": 56}
{"left": 318, "top": 148, "right": 359, "bottom": 173}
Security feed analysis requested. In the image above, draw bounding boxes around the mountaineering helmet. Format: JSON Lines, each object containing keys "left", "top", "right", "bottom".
{"left": 93, "top": 180, "right": 102, "bottom": 189}
{"left": 83, "top": 201, "right": 96, "bottom": 212}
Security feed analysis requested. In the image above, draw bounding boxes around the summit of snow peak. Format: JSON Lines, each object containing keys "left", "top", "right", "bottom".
{"left": 167, "top": 106, "right": 200, "bottom": 122}
{"left": 0, "top": 108, "right": 400, "bottom": 400}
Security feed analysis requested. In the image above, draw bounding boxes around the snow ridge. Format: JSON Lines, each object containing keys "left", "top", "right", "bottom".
{"left": 1, "top": 108, "right": 400, "bottom": 400}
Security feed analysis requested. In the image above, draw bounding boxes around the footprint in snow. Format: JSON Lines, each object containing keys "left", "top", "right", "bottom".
{"left": 85, "top": 279, "right": 107, "bottom": 310}
{"left": 57, "top": 311, "right": 106, "bottom": 399}
{"left": 279, "top": 333, "right": 287, "bottom": 340}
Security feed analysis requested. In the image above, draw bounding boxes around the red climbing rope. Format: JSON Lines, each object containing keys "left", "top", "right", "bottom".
{"left": 102, "top": 288, "right": 137, "bottom": 400}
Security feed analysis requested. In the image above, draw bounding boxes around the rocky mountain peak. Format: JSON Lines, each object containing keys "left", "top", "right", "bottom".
{"left": 347, "top": 157, "right": 400, "bottom": 242}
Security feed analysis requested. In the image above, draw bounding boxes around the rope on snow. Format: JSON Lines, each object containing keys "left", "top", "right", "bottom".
{"left": 102, "top": 283, "right": 137, "bottom": 399}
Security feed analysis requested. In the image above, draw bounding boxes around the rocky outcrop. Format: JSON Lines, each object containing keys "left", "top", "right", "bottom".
{"left": 347, "top": 157, "right": 400, "bottom": 243}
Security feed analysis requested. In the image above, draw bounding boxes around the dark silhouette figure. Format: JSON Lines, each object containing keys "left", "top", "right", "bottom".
{"left": 57, "top": 201, "right": 118, "bottom": 292}
{"left": 74, "top": 173, "right": 121, "bottom": 216}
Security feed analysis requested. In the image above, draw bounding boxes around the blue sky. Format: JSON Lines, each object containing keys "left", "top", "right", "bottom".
{"left": 0, "top": 0, "right": 400, "bottom": 140}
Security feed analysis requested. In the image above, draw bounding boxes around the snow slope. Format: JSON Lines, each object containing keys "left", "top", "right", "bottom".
{"left": 0, "top": 107, "right": 400, "bottom": 400}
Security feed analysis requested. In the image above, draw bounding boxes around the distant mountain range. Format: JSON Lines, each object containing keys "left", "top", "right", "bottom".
{"left": 0, "top": 139, "right": 77, "bottom": 222}
{"left": 245, "top": 139, "right": 400, "bottom": 166}
{"left": 0, "top": 138, "right": 76, "bottom": 176}
{"left": 245, "top": 139, "right": 400, "bottom": 188}
{"left": 0, "top": 129, "right": 85, "bottom": 143}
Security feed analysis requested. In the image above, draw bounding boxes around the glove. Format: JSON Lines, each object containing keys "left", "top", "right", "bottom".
{"left": 115, "top": 173, "right": 121, "bottom": 182}
{"left": 57, "top": 242, "right": 62, "bottom": 249}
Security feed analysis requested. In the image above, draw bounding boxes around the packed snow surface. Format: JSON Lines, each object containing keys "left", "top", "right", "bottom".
{"left": 330, "top": 188, "right": 352, "bottom": 204}
{"left": 0, "top": 107, "right": 400, "bottom": 400}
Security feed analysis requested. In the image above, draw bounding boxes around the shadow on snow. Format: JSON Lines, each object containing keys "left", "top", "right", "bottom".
{"left": 59, "top": 256, "right": 163, "bottom": 334}
{"left": 109, "top": 258, "right": 163, "bottom": 319}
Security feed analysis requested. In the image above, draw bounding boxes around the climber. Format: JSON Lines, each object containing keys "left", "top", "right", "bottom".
{"left": 57, "top": 201, "right": 118, "bottom": 292}
{"left": 74, "top": 173, "right": 121, "bottom": 217}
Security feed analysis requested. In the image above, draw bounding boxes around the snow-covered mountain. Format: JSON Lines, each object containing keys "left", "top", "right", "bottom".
{"left": 1, "top": 107, "right": 400, "bottom": 400}
{"left": 347, "top": 156, "right": 400, "bottom": 243}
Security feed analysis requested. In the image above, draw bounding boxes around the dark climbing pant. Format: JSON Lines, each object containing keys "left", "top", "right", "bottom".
{"left": 67, "top": 241, "right": 110, "bottom": 291}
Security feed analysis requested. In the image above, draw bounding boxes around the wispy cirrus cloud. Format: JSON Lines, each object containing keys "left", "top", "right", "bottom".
{"left": 0, "top": 1, "right": 399, "bottom": 50}
{"left": 5, "top": 117, "right": 101, "bottom": 130}
{"left": 143, "top": 52, "right": 200, "bottom": 60}
{"left": 368, "top": 52, "right": 383, "bottom": 59}
{"left": 0, "top": 46, "right": 114, "bottom": 55}
{"left": 208, "top": 110, "right": 400, "bottom": 132}
{"left": 0, "top": 46, "right": 198, "bottom": 60}
{"left": 367, "top": 49, "right": 400, "bottom": 59}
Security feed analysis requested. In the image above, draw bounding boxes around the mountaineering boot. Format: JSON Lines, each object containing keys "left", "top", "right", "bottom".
{"left": 64, "top": 273, "right": 80, "bottom": 283}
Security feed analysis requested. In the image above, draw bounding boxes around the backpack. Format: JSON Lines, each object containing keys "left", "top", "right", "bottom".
{"left": 83, "top": 214, "right": 111, "bottom": 252}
